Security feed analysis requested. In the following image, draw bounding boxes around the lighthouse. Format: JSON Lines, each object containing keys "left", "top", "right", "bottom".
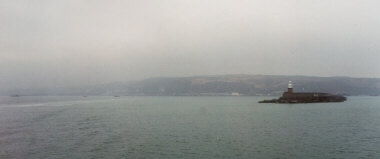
{"left": 288, "top": 81, "right": 293, "bottom": 93}
{"left": 259, "top": 80, "right": 347, "bottom": 103}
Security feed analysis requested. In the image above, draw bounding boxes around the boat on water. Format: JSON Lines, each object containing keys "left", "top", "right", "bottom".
{"left": 259, "top": 81, "right": 346, "bottom": 103}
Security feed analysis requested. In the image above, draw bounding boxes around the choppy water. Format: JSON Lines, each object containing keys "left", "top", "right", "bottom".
{"left": 0, "top": 96, "right": 379, "bottom": 159}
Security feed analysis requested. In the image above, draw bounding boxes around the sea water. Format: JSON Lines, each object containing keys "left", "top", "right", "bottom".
{"left": 0, "top": 96, "right": 379, "bottom": 159}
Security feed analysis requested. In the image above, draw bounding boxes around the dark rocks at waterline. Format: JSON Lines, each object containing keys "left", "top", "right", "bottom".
{"left": 259, "top": 94, "right": 347, "bottom": 103}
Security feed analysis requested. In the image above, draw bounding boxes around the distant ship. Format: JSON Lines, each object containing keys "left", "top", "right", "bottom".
{"left": 259, "top": 81, "right": 346, "bottom": 103}
{"left": 10, "top": 94, "right": 21, "bottom": 97}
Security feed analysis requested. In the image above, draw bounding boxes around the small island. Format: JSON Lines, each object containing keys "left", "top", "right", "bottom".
{"left": 259, "top": 81, "right": 346, "bottom": 103}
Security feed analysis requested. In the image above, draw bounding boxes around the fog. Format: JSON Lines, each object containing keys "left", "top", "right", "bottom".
{"left": 1, "top": 0, "right": 380, "bottom": 90}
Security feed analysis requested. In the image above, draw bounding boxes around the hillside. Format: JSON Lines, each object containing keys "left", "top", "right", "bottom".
{"left": 4, "top": 75, "right": 380, "bottom": 96}
{"left": 124, "top": 75, "right": 380, "bottom": 96}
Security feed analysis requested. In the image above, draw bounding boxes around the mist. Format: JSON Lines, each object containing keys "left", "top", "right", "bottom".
{"left": 1, "top": 0, "right": 380, "bottom": 90}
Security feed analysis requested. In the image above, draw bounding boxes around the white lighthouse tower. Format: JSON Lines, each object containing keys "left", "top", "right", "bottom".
{"left": 288, "top": 81, "right": 293, "bottom": 93}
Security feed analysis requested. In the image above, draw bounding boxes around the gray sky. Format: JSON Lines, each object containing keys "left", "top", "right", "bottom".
{"left": 1, "top": 0, "right": 380, "bottom": 89}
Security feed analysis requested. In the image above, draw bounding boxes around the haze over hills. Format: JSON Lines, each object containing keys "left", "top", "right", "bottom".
{"left": 3, "top": 75, "right": 380, "bottom": 96}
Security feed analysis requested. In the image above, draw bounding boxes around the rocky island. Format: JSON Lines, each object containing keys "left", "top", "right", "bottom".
{"left": 259, "top": 81, "right": 347, "bottom": 103}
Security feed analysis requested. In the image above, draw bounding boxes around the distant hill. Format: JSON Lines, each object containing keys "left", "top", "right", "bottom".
{"left": 123, "top": 75, "right": 380, "bottom": 96}
{"left": 3, "top": 75, "right": 380, "bottom": 96}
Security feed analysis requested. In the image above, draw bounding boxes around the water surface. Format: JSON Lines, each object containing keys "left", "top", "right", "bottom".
{"left": 0, "top": 96, "right": 379, "bottom": 158}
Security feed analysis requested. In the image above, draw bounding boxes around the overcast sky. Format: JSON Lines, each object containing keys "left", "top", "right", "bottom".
{"left": 1, "top": 0, "right": 380, "bottom": 89}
